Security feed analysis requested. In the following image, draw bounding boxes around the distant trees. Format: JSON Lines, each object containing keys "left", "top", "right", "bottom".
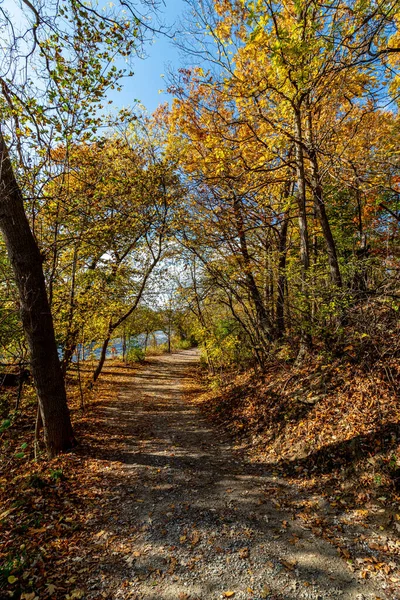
{"left": 38, "top": 122, "right": 181, "bottom": 384}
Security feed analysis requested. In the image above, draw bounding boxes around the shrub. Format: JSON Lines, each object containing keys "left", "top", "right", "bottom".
{"left": 126, "top": 340, "right": 145, "bottom": 363}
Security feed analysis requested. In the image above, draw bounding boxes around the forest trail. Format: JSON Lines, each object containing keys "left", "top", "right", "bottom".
{"left": 82, "top": 350, "right": 377, "bottom": 600}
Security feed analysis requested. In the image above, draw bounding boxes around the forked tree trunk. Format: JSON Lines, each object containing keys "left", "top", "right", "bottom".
{"left": 0, "top": 130, "right": 76, "bottom": 457}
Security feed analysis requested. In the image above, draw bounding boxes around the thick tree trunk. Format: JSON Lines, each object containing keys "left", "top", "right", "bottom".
{"left": 0, "top": 130, "right": 75, "bottom": 457}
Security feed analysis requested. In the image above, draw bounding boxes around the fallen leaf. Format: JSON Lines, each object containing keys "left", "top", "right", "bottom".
{"left": 261, "top": 586, "right": 271, "bottom": 599}
{"left": 0, "top": 507, "right": 15, "bottom": 520}
{"left": 67, "top": 590, "right": 85, "bottom": 599}
{"left": 191, "top": 530, "right": 200, "bottom": 545}
{"left": 281, "top": 559, "right": 297, "bottom": 570}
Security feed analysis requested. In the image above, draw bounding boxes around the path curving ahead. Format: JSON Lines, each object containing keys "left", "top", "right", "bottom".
{"left": 84, "top": 350, "right": 378, "bottom": 600}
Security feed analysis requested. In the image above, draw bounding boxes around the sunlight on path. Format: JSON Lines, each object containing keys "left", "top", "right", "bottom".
{"left": 85, "top": 350, "right": 379, "bottom": 600}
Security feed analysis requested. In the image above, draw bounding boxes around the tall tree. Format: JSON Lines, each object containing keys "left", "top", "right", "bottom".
{"left": 0, "top": 0, "right": 157, "bottom": 456}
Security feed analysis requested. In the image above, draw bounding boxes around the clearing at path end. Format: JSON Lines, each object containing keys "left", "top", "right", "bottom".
{"left": 83, "top": 350, "right": 379, "bottom": 600}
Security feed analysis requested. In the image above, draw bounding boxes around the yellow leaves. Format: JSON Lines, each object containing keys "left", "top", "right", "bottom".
{"left": 0, "top": 507, "right": 16, "bottom": 520}
{"left": 260, "top": 586, "right": 271, "bottom": 598}
{"left": 280, "top": 558, "right": 297, "bottom": 570}
{"left": 66, "top": 590, "right": 85, "bottom": 600}
{"left": 223, "top": 592, "right": 235, "bottom": 598}
{"left": 214, "top": 0, "right": 232, "bottom": 17}
{"left": 191, "top": 530, "right": 201, "bottom": 545}
{"left": 215, "top": 19, "right": 232, "bottom": 41}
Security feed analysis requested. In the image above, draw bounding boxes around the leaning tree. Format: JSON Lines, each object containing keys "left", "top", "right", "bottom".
{"left": 0, "top": 0, "right": 159, "bottom": 457}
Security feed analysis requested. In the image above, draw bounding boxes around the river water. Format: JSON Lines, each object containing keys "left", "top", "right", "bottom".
{"left": 71, "top": 331, "right": 169, "bottom": 361}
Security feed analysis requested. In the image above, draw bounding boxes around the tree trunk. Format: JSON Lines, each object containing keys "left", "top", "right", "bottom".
{"left": 276, "top": 210, "right": 289, "bottom": 339}
{"left": 61, "top": 258, "right": 100, "bottom": 375}
{"left": 293, "top": 109, "right": 312, "bottom": 355}
{"left": 167, "top": 327, "right": 171, "bottom": 353}
{"left": 90, "top": 240, "right": 164, "bottom": 385}
{"left": 122, "top": 328, "right": 127, "bottom": 361}
{"left": 61, "top": 244, "right": 78, "bottom": 376}
{"left": 166, "top": 311, "right": 172, "bottom": 353}
{"left": 0, "top": 129, "right": 75, "bottom": 457}
{"left": 352, "top": 181, "right": 369, "bottom": 295}
{"left": 61, "top": 337, "right": 78, "bottom": 377}
{"left": 312, "top": 174, "right": 342, "bottom": 287}
{"left": 232, "top": 195, "right": 271, "bottom": 344}
{"left": 92, "top": 332, "right": 111, "bottom": 384}
{"left": 305, "top": 110, "right": 342, "bottom": 287}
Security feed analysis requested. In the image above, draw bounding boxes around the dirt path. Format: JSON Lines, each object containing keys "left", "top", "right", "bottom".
{"left": 83, "top": 350, "right": 379, "bottom": 600}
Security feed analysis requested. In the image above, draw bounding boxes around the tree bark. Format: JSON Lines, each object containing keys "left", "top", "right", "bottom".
{"left": 276, "top": 210, "right": 290, "bottom": 339}
{"left": 61, "top": 256, "right": 100, "bottom": 376}
{"left": 293, "top": 108, "right": 312, "bottom": 355}
{"left": 232, "top": 195, "right": 271, "bottom": 344}
{"left": 92, "top": 331, "right": 111, "bottom": 385}
{"left": 0, "top": 129, "right": 76, "bottom": 457}
{"left": 305, "top": 110, "right": 342, "bottom": 287}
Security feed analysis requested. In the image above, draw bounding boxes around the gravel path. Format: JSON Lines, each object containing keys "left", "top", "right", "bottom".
{"left": 85, "top": 350, "right": 380, "bottom": 600}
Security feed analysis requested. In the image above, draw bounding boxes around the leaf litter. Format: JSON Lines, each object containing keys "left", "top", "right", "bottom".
{"left": 0, "top": 349, "right": 398, "bottom": 599}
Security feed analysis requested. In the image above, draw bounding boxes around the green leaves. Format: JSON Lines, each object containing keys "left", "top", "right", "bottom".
{"left": 0, "top": 419, "right": 11, "bottom": 433}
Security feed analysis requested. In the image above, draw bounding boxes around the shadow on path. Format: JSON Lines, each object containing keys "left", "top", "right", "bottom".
{"left": 80, "top": 350, "right": 380, "bottom": 600}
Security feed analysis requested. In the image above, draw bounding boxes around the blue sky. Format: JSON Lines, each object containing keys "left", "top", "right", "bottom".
{"left": 111, "top": 0, "right": 188, "bottom": 113}
{"left": 3, "top": 0, "right": 188, "bottom": 115}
